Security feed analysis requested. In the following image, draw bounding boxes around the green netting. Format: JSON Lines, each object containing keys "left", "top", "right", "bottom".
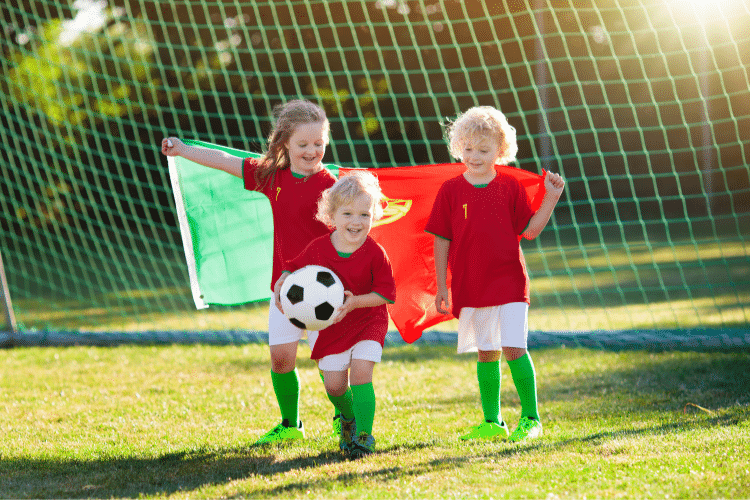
{"left": 1, "top": 0, "right": 748, "bottom": 346}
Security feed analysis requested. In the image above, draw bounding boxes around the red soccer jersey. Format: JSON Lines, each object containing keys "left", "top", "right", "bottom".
{"left": 243, "top": 158, "right": 336, "bottom": 290}
{"left": 284, "top": 234, "right": 396, "bottom": 360}
{"left": 424, "top": 169, "right": 536, "bottom": 318}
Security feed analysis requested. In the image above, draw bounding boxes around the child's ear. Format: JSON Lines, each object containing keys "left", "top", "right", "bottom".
{"left": 496, "top": 146, "right": 505, "bottom": 164}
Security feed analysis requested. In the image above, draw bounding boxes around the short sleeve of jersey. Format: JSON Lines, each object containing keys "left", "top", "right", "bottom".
{"left": 370, "top": 242, "right": 396, "bottom": 303}
{"left": 242, "top": 157, "right": 262, "bottom": 193}
{"left": 509, "top": 175, "right": 535, "bottom": 235}
{"left": 424, "top": 181, "right": 452, "bottom": 240}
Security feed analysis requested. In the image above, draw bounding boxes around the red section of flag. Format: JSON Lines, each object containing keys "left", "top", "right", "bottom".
{"left": 340, "top": 164, "right": 546, "bottom": 343}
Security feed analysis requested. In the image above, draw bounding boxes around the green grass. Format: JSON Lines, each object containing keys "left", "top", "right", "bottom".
{"left": 1, "top": 344, "right": 748, "bottom": 498}
{"left": 10, "top": 235, "right": 750, "bottom": 332}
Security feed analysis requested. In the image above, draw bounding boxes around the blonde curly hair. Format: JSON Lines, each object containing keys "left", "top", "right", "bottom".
{"left": 445, "top": 106, "right": 518, "bottom": 165}
{"left": 316, "top": 170, "right": 384, "bottom": 228}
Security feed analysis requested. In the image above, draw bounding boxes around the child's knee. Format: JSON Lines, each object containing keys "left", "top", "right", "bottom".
{"left": 324, "top": 371, "right": 349, "bottom": 396}
{"left": 503, "top": 347, "right": 527, "bottom": 361}
{"left": 478, "top": 350, "right": 502, "bottom": 363}
{"left": 270, "top": 342, "right": 298, "bottom": 373}
{"left": 271, "top": 358, "right": 295, "bottom": 373}
{"left": 349, "top": 359, "right": 375, "bottom": 386}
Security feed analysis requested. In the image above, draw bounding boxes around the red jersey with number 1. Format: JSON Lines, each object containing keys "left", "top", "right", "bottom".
{"left": 243, "top": 158, "right": 336, "bottom": 290}
{"left": 284, "top": 234, "right": 396, "bottom": 360}
{"left": 424, "top": 170, "right": 536, "bottom": 318}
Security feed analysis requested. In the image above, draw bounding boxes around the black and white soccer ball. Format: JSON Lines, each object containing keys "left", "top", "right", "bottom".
{"left": 280, "top": 265, "right": 345, "bottom": 331}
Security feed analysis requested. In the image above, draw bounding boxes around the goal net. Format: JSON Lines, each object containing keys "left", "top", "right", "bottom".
{"left": 1, "top": 0, "right": 748, "bottom": 348}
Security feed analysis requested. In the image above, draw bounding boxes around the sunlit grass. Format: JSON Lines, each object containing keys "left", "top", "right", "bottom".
{"left": 526, "top": 238, "right": 748, "bottom": 271}
{"left": 15, "top": 291, "right": 748, "bottom": 334}
{"left": 12, "top": 238, "right": 749, "bottom": 333}
{"left": 529, "top": 293, "right": 750, "bottom": 331}
{"left": 1, "top": 344, "right": 748, "bottom": 498}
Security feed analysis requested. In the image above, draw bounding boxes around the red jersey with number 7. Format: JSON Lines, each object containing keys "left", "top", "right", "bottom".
{"left": 243, "top": 158, "right": 336, "bottom": 290}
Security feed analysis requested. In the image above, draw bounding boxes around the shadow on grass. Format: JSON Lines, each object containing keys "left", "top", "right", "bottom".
{"left": 539, "top": 350, "right": 750, "bottom": 412}
{"left": 0, "top": 446, "right": 341, "bottom": 499}
{"left": 398, "top": 349, "right": 750, "bottom": 423}
{"left": 3, "top": 349, "right": 748, "bottom": 498}
{"left": 0, "top": 442, "right": 438, "bottom": 498}
{"left": 245, "top": 408, "right": 748, "bottom": 498}
{"left": 2, "top": 407, "right": 746, "bottom": 499}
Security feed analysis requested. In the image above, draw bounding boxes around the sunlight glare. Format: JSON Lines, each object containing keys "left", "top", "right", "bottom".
{"left": 679, "top": 0, "right": 734, "bottom": 22}
{"left": 58, "top": 0, "right": 107, "bottom": 47}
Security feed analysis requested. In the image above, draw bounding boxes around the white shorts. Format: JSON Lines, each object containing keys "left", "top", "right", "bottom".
{"left": 457, "top": 302, "right": 529, "bottom": 354}
{"left": 318, "top": 340, "right": 383, "bottom": 372}
{"left": 268, "top": 303, "right": 309, "bottom": 347}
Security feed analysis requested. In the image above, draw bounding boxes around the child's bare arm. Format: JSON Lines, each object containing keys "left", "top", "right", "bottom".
{"left": 272, "top": 272, "right": 290, "bottom": 312}
{"left": 331, "top": 291, "right": 388, "bottom": 324}
{"left": 345, "top": 291, "right": 388, "bottom": 310}
{"left": 161, "top": 137, "right": 243, "bottom": 178}
{"left": 523, "top": 172, "right": 565, "bottom": 240}
{"left": 433, "top": 236, "right": 451, "bottom": 315}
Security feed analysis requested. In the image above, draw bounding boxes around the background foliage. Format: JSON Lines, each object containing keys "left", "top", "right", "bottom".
{"left": 1, "top": 0, "right": 748, "bottom": 335}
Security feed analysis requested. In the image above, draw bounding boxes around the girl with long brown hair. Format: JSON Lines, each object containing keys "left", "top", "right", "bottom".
{"left": 162, "top": 99, "right": 341, "bottom": 444}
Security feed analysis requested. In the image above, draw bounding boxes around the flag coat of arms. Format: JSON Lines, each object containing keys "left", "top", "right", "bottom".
{"left": 168, "top": 140, "right": 546, "bottom": 342}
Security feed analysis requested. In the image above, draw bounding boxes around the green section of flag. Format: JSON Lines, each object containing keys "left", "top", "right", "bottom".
{"left": 169, "top": 140, "right": 338, "bottom": 307}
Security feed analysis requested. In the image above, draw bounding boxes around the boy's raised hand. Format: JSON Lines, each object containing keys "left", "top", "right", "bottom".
{"left": 544, "top": 171, "right": 565, "bottom": 198}
{"left": 161, "top": 137, "right": 184, "bottom": 157}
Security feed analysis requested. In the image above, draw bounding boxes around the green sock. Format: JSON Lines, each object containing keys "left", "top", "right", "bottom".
{"left": 271, "top": 369, "right": 300, "bottom": 427}
{"left": 327, "top": 388, "right": 355, "bottom": 420}
{"left": 477, "top": 361, "right": 501, "bottom": 425}
{"left": 507, "top": 353, "right": 540, "bottom": 421}
{"left": 351, "top": 382, "right": 376, "bottom": 435}
{"left": 319, "top": 369, "right": 343, "bottom": 418}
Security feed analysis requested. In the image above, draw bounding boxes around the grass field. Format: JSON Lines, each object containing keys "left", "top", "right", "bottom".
{"left": 1, "top": 343, "right": 748, "bottom": 498}
{"left": 10, "top": 236, "right": 749, "bottom": 333}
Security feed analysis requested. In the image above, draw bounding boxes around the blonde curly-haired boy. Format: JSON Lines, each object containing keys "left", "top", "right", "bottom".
{"left": 425, "top": 106, "right": 565, "bottom": 442}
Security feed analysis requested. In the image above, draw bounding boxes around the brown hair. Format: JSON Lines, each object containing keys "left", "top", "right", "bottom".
{"left": 254, "top": 100, "right": 330, "bottom": 188}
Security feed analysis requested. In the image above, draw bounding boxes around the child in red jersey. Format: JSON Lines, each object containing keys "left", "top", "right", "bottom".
{"left": 275, "top": 171, "right": 396, "bottom": 458}
{"left": 162, "top": 100, "right": 341, "bottom": 445}
{"left": 425, "top": 106, "right": 565, "bottom": 443}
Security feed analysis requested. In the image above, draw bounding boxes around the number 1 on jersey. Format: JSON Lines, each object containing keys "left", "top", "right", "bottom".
{"left": 463, "top": 203, "right": 467, "bottom": 219}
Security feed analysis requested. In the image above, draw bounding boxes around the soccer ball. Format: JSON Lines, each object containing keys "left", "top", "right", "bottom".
{"left": 280, "top": 265, "right": 345, "bottom": 331}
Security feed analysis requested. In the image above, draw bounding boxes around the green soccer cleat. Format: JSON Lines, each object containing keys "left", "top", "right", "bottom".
{"left": 460, "top": 421, "right": 510, "bottom": 441}
{"left": 349, "top": 431, "right": 376, "bottom": 458}
{"left": 253, "top": 419, "right": 305, "bottom": 445}
{"left": 338, "top": 416, "right": 357, "bottom": 451}
{"left": 508, "top": 416, "right": 543, "bottom": 442}
{"left": 332, "top": 414, "right": 342, "bottom": 437}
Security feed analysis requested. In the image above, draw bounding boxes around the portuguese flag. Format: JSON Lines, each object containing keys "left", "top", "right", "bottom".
{"left": 169, "top": 140, "right": 546, "bottom": 342}
{"left": 340, "top": 164, "right": 547, "bottom": 342}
